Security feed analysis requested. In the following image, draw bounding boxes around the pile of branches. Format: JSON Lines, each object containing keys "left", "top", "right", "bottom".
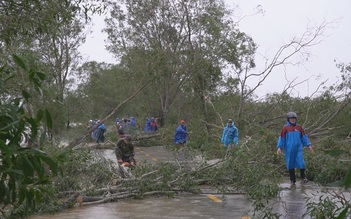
{"left": 59, "top": 157, "right": 233, "bottom": 207}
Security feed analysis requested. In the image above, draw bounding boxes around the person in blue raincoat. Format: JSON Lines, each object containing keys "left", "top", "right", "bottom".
{"left": 174, "top": 120, "right": 191, "bottom": 147}
{"left": 221, "top": 119, "right": 239, "bottom": 156}
{"left": 96, "top": 121, "right": 106, "bottom": 143}
{"left": 144, "top": 117, "right": 151, "bottom": 132}
{"left": 277, "top": 112, "right": 313, "bottom": 185}
{"left": 130, "top": 117, "right": 136, "bottom": 128}
{"left": 89, "top": 119, "right": 98, "bottom": 142}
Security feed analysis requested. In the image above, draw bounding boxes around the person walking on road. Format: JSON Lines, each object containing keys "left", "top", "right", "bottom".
{"left": 150, "top": 117, "right": 158, "bottom": 132}
{"left": 89, "top": 119, "right": 98, "bottom": 142}
{"left": 95, "top": 121, "right": 106, "bottom": 144}
{"left": 115, "top": 135, "right": 135, "bottom": 166}
{"left": 174, "top": 120, "right": 191, "bottom": 147}
{"left": 221, "top": 119, "right": 239, "bottom": 157}
{"left": 144, "top": 117, "right": 151, "bottom": 133}
{"left": 276, "top": 111, "right": 313, "bottom": 185}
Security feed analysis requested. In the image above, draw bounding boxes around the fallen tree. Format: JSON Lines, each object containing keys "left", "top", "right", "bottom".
{"left": 68, "top": 80, "right": 151, "bottom": 148}
{"left": 74, "top": 133, "right": 162, "bottom": 149}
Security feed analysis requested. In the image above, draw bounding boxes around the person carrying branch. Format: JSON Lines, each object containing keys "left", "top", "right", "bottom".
{"left": 115, "top": 135, "right": 135, "bottom": 166}
{"left": 276, "top": 112, "right": 313, "bottom": 185}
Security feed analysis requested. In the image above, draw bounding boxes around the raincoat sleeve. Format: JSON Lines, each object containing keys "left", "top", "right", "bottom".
{"left": 178, "top": 127, "right": 187, "bottom": 134}
{"left": 99, "top": 124, "right": 106, "bottom": 132}
{"left": 221, "top": 126, "right": 228, "bottom": 143}
{"left": 277, "top": 127, "right": 286, "bottom": 149}
{"left": 301, "top": 133, "right": 311, "bottom": 146}
{"left": 233, "top": 127, "right": 239, "bottom": 145}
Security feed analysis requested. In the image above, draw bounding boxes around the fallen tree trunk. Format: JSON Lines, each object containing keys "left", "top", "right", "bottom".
{"left": 74, "top": 133, "right": 162, "bottom": 150}
{"left": 68, "top": 80, "right": 151, "bottom": 148}
{"left": 135, "top": 133, "right": 161, "bottom": 140}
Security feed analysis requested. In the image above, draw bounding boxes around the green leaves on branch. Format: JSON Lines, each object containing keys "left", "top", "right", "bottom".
{"left": 0, "top": 55, "right": 57, "bottom": 217}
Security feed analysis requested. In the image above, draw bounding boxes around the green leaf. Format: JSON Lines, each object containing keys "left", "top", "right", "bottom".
{"left": 4, "top": 74, "right": 15, "bottom": 83}
{"left": 40, "top": 155, "right": 58, "bottom": 175}
{"left": 45, "top": 109, "right": 53, "bottom": 130}
{"left": 26, "top": 118, "right": 38, "bottom": 140}
{"left": 22, "top": 156, "right": 35, "bottom": 177}
{"left": 344, "top": 162, "right": 351, "bottom": 189}
{"left": 22, "top": 90, "right": 31, "bottom": 101}
{"left": 36, "top": 71, "right": 46, "bottom": 80}
{"left": 12, "top": 55, "right": 27, "bottom": 71}
{"left": 18, "top": 187, "right": 26, "bottom": 205}
{"left": 36, "top": 109, "right": 44, "bottom": 121}
{"left": 336, "top": 207, "right": 349, "bottom": 219}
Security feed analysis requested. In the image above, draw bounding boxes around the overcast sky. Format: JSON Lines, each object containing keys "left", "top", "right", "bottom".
{"left": 79, "top": 0, "right": 351, "bottom": 98}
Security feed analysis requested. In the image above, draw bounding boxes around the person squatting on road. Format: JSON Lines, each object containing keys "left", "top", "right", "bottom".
{"left": 115, "top": 135, "right": 135, "bottom": 166}
{"left": 221, "top": 119, "right": 239, "bottom": 157}
{"left": 276, "top": 112, "right": 313, "bottom": 185}
{"left": 174, "top": 120, "right": 191, "bottom": 147}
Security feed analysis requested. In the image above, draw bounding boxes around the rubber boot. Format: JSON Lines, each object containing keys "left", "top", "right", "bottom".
{"left": 289, "top": 169, "right": 296, "bottom": 185}
{"left": 300, "top": 169, "right": 308, "bottom": 183}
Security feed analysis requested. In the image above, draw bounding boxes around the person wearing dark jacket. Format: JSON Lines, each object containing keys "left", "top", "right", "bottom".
{"left": 115, "top": 135, "right": 135, "bottom": 166}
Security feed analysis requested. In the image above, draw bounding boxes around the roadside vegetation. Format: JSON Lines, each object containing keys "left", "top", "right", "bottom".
{"left": 1, "top": 0, "right": 351, "bottom": 218}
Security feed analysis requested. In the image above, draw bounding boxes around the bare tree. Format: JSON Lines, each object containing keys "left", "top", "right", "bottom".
{"left": 231, "top": 22, "right": 333, "bottom": 120}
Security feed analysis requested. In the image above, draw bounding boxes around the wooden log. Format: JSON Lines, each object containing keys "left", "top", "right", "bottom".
{"left": 135, "top": 133, "right": 161, "bottom": 140}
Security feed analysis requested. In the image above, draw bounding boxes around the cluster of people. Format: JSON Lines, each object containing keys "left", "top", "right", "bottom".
{"left": 114, "top": 116, "right": 159, "bottom": 167}
{"left": 89, "top": 119, "right": 106, "bottom": 143}
{"left": 115, "top": 117, "right": 136, "bottom": 135}
{"left": 93, "top": 111, "right": 313, "bottom": 185}
{"left": 173, "top": 112, "right": 313, "bottom": 185}
{"left": 144, "top": 117, "right": 158, "bottom": 132}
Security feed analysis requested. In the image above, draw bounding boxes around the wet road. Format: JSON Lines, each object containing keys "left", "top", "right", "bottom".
{"left": 32, "top": 193, "right": 253, "bottom": 219}
{"left": 30, "top": 181, "right": 327, "bottom": 219}
{"left": 30, "top": 146, "right": 348, "bottom": 219}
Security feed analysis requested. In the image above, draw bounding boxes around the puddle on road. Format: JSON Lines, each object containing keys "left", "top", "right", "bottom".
{"left": 31, "top": 193, "right": 252, "bottom": 219}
